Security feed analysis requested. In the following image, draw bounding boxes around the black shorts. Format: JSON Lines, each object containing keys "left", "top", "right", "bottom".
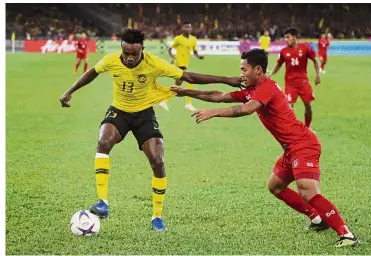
{"left": 101, "top": 106, "right": 163, "bottom": 150}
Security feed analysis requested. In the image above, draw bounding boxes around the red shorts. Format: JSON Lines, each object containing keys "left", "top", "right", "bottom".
{"left": 77, "top": 51, "right": 88, "bottom": 60}
{"left": 285, "top": 78, "right": 314, "bottom": 104}
{"left": 318, "top": 53, "right": 327, "bottom": 64}
{"left": 273, "top": 145, "right": 321, "bottom": 185}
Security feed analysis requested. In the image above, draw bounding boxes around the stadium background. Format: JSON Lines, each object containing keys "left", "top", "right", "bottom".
{"left": 5, "top": 3, "right": 371, "bottom": 255}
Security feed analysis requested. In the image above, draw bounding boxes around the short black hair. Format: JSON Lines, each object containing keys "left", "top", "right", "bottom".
{"left": 182, "top": 21, "right": 191, "bottom": 25}
{"left": 241, "top": 49, "right": 268, "bottom": 73}
{"left": 121, "top": 29, "right": 145, "bottom": 45}
{"left": 283, "top": 27, "right": 299, "bottom": 37}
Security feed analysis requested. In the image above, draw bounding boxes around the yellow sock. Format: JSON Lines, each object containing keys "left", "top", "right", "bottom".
{"left": 152, "top": 176, "right": 167, "bottom": 218}
{"left": 95, "top": 153, "right": 110, "bottom": 201}
{"left": 186, "top": 83, "right": 194, "bottom": 105}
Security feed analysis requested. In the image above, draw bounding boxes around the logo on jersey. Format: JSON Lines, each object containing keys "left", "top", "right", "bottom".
{"left": 286, "top": 53, "right": 291, "bottom": 57}
{"left": 299, "top": 50, "right": 303, "bottom": 57}
{"left": 137, "top": 74, "right": 147, "bottom": 83}
{"left": 293, "top": 159, "right": 299, "bottom": 168}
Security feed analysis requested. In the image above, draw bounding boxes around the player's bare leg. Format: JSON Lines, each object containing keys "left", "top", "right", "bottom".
{"left": 142, "top": 137, "right": 168, "bottom": 231}
{"left": 75, "top": 58, "right": 81, "bottom": 74}
{"left": 82, "top": 58, "right": 88, "bottom": 73}
{"left": 268, "top": 173, "right": 324, "bottom": 229}
{"left": 296, "top": 179, "right": 359, "bottom": 247}
{"left": 304, "top": 102, "right": 312, "bottom": 127}
{"left": 90, "top": 123, "right": 122, "bottom": 218}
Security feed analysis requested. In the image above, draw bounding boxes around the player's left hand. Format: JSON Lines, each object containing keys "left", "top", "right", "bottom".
{"left": 315, "top": 75, "right": 321, "bottom": 86}
{"left": 191, "top": 109, "right": 217, "bottom": 124}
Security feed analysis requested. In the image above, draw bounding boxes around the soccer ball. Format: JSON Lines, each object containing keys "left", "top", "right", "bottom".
{"left": 70, "top": 210, "right": 100, "bottom": 236}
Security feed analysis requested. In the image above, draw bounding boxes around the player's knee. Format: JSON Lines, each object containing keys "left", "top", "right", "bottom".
{"left": 97, "top": 136, "right": 115, "bottom": 154}
{"left": 297, "top": 186, "right": 317, "bottom": 202}
{"left": 267, "top": 182, "right": 284, "bottom": 197}
{"left": 149, "top": 155, "right": 164, "bottom": 171}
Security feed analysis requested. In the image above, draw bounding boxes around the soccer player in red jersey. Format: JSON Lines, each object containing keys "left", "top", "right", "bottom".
{"left": 269, "top": 28, "right": 320, "bottom": 128}
{"left": 171, "top": 49, "right": 359, "bottom": 247}
{"left": 318, "top": 32, "right": 330, "bottom": 74}
{"left": 74, "top": 32, "right": 89, "bottom": 74}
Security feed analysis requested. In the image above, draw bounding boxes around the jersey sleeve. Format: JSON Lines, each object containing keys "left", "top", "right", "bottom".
{"left": 154, "top": 56, "right": 183, "bottom": 79}
{"left": 306, "top": 45, "right": 316, "bottom": 60}
{"left": 94, "top": 56, "right": 109, "bottom": 73}
{"left": 230, "top": 90, "right": 248, "bottom": 103}
{"left": 277, "top": 49, "right": 285, "bottom": 64}
{"left": 170, "top": 37, "right": 179, "bottom": 48}
{"left": 251, "top": 82, "right": 275, "bottom": 106}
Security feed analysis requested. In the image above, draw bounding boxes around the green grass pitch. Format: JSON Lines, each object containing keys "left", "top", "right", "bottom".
{"left": 5, "top": 53, "right": 371, "bottom": 254}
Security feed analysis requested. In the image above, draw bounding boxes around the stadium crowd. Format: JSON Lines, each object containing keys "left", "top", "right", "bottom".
{"left": 6, "top": 3, "right": 371, "bottom": 40}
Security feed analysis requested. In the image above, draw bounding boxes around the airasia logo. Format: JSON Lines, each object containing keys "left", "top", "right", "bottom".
{"left": 41, "top": 40, "right": 77, "bottom": 53}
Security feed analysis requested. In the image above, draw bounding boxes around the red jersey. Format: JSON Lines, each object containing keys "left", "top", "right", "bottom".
{"left": 318, "top": 38, "right": 329, "bottom": 54}
{"left": 75, "top": 39, "right": 88, "bottom": 53}
{"left": 278, "top": 43, "right": 316, "bottom": 81}
{"left": 230, "top": 77, "right": 319, "bottom": 152}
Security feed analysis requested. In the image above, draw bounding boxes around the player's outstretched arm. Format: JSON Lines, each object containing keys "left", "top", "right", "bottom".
{"left": 181, "top": 71, "right": 244, "bottom": 88}
{"left": 268, "top": 62, "right": 283, "bottom": 77}
{"left": 191, "top": 100, "right": 263, "bottom": 124}
{"left": 59, "top": 68, "right": 99, "bottom": 107}
{"left": 170, "top": 87, "right": 238, "bottom": 103}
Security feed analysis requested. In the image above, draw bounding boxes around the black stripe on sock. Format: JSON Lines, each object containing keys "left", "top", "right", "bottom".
{"left": 95, "top": 168, "right": 109, "bottom": 174}
{"left": 152, "top": 188, "right": 166, "bottom": 194}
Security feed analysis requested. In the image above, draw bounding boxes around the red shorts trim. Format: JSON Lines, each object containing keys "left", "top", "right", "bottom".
{"left": 285, "top": 79, "right": 315, "bottom": 104}
{"left": 77, "top": 52, "right": 88, "bottom": 59}
{"left": 318, "top": 54, "right": 327, "bottom": 64}
{"left": 272, "top": 147, "right": 321, "bottom": 184}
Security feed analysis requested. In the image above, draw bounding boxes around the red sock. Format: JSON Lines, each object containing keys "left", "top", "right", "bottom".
{"left": 276, "top": 188, "right": 319, "bottom": 220}
{"left": 309, "top": 194, "right": 349, "bottom": 236}
{"left": 83, "top": 63, "right": 88, "bottom": 72}
{"left": 75, "top": 63, "right": 80, "bottom": 72}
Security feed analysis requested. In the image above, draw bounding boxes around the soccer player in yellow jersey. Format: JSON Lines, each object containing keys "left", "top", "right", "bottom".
{"left": 259, "top": 30, "right": 271, "bottom": 54}
{"left": 159, "top": 21, "right": 204, "bottom": 111}
{"left": 59, "top": 29, "right": 242, "bottom": 231}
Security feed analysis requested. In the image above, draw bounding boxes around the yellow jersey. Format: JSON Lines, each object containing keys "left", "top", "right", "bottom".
{"left": 259, "top": 35, "right": 271, "bottom": 52}
{"left": 170, "top": 34, "right": 198, "bottom": 68}
{"left": 94, "top": 51, "right": 183, "bottom": 113}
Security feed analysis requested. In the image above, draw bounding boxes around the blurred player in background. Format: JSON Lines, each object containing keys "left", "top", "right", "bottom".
{"left": 159, "top": 21, "right": 204, "bottom": 111}
{"left": 318, "top": 32, "right": 330, "bottom": 74}
{"left": 269, "top": 27, "right": 320, "bottom": 128}
{"left": 59, "top": 29, "right": 242, "bottom": 232}
{"left": 171, "top": 49, "right": 359, "bottom": 248}
{"left": 259, "top": 30, "right": 271, "bottom": 54}
{"left": 74, "top": 32, "right": 89, "bottom": 74}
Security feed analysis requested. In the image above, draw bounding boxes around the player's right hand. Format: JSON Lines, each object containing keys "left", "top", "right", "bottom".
{"left": 59, "top": 92, "right": 72, "bottom": 107}
{"left": 226, "top": 77, "right": 246, "bottom": 89}
{"left": 170, "top": 86, "right": 187, "bottom": 97}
